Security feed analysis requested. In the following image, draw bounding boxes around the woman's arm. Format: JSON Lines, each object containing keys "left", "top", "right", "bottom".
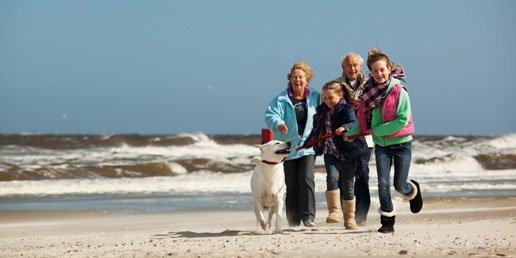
{"left": 265, "top": 96, "right": 285, "bottom": 135}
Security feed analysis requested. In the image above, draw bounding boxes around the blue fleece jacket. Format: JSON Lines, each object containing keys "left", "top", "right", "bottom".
{"left": 265, "top": 87, "right": 321, "bottom": 160}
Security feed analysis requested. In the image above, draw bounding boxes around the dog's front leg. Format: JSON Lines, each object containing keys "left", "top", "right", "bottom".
{"left": 253, "top": 202, "right": 267, "bottom": 230}
{"left": 267, "top": 205, "right": 276, "bottom": 231}
{"left": 274, "top": 199, "right": 284, "bottom": 234}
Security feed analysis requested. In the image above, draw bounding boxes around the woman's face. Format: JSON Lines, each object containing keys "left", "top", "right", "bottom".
{"left": 322, "top": 89, "right": 342, "bottom": 109}
{"left": 289, "top": 69, "right": 307, "bottom": 94}
{"left": 370, "top": 59, "right": 391, "bottom": 84}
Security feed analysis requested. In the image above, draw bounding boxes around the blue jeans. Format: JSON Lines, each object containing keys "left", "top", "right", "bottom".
{"left": 355, "top": 148, "right": 371, "bottom": 221}
{"left": 324, "top": 154, "right": 355, "bottom": 201}
{"left": 375, "top": 141, "right": 414, "bottom": 213}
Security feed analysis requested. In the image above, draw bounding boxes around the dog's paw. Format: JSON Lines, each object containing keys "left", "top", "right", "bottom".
{"left": 273, "top": 229, "right": 283, "bottom": 234}
{"left": 259, "top": 220, "right": 267, "bottom": 230}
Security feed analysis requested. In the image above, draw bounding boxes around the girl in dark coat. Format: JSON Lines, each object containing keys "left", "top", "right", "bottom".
{"left": 306, "top": 81, "right": 368, "bottom": 229}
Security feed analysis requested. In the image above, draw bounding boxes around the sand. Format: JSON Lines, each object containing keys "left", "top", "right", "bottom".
{"left": 0, "top": 197, "right": 514, "bottom": 257}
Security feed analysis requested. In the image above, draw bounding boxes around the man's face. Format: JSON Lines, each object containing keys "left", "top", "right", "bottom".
{"left": 342, "top": 55, "right": 362, "bottom": 81}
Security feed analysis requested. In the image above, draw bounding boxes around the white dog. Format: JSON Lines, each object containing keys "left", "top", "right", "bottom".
{"left": 250, "top": 140, "right": 290, "bottom": 234}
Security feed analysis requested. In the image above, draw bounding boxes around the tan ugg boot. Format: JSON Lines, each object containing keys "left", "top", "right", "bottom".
{"left": 325, "top": 190, "right": 340, "bottom": 223}
{"left": 342, "top": 199, "right": 358, "bottom": 230}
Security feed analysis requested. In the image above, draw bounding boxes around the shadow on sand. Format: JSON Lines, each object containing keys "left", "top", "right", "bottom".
{"left": 153, "top": 227, "right": 375, "bottom": 239}
{"left": 153, "top": 229, "right": 259, "bottom": 239}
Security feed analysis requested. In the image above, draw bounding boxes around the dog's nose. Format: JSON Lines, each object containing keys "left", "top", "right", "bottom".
{"left": 286, "top": 142, "right": 291, "bottom": 147}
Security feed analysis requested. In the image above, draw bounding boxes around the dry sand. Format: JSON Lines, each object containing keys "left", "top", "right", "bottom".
{"left": 0, "top": 197, "right": 514, "bottom": 257}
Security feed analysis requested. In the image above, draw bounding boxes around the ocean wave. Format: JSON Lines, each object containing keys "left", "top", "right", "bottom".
{"left": 0, "top": 133, "right": 515, "bottom": 184}
{"left": 0, "top": 172, "right": 255, "bottom": 197}
{"left": 0, "top": 133, "right": 203, "bottom": 149}
{"left": 0, "top": 170, "right": 515, "bottom": 198}
{"left": 0, "top": 162, "right": 181, "bottom": 181}
{"left": 474, "top": 153, "right": 516, "bottom": 170}
{"left": 0, "top": 132, "right": 262, "bottom": 149}
{"left": 488, "top": 133, "right": 516, "bottom": 149}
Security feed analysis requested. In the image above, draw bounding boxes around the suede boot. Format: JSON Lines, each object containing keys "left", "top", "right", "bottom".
{"left": 409, "top": 180, "right": 423, "bottom": 213}
{"left": 342, "top": 199, "right": 358, "bottom": 230}
{"left": 378, "top": 215, "right": 395, "bottom": 233}
{"left": 325, "top": 190, "right": 340, "bottom": 223}
{"left": 403, "top": 180, "right": 423, "bottom": 213}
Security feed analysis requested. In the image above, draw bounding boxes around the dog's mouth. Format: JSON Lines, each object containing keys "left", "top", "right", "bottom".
{"left": 275, "top": 148, "right": 290, "bottom": 155}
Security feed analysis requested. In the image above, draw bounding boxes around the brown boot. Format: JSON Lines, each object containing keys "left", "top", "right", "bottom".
{"left": 342, "top": 199, "right": 358, "bottom": 230}
{"left": 325, "top": 190, "right": 340, "bottom": 223}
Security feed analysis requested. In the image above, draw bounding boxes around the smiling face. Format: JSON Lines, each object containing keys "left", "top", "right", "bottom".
{"left": 370, "top": 59, "right": 391, "bottom": 84}
{"left": 342, "top": 55, "right": 362, "bottom": 81}
{"left": 322, "top": 87, "right": 342, "bottom": 110}
{"left": 289, "top": 69, "right": 307, "bottom": 95}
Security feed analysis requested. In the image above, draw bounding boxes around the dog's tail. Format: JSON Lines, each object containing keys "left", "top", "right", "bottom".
{"left": 250, "top": 156, "right": 261, "bottom": 165}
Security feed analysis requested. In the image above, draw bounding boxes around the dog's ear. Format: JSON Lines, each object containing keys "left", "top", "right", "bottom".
{"left": 254, "top": 144, "right": 263, "bottom": 150}
{"left": 250, "top": 156, "right": 261, "bottom": 164}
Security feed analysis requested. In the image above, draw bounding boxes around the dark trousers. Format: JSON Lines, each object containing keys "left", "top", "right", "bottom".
{"left": 354, "top": 148, "right": 372, "bottom": 221}
{"left": 283, "top": 155, "right": 316, "bottom": 226}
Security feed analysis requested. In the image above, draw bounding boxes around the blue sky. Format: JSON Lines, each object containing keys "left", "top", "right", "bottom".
{"left": 1, "top": 1, "right": 515, "bottom": 135}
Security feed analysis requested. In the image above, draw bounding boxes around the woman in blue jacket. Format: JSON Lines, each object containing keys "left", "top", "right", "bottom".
{"left": 265, "top": 61, "right": 321, "bottom": 227}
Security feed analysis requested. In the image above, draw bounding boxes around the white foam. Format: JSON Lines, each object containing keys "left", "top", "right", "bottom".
{"left": 169, "top": 162, "right": 187, "bottom": 175}
{"left": 1, "top": 133, "right": 516, "bottom": 198}
{"left": 0, "top": 172, "right": 254, "bottom": 196}
{"left": 412, "top": 154, "right": 485, "bottom": 177}
{"left": 488, "top": 133, "right": 516, "bottom": 150}
{"left": 0, "top": 168, "right": 515, "bottom": 197}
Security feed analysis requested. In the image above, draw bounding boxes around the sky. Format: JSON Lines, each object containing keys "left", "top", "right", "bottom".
{"left": 1, "top": 1, "right": 515, "bottom": 135}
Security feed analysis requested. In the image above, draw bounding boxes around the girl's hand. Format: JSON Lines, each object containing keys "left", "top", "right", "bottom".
{"left": 278, "top": 124, "right": 288, "bottom": 134}
{"left": 335, "top": 127, "right": 347, "bottom": 136}
{"left": 343, "top": 135, "right": 355, "bottom": 142}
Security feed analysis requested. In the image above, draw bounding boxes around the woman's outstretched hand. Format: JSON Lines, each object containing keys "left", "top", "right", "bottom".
{"left": 278, "top": 124, "right": 288, "bottom": 134}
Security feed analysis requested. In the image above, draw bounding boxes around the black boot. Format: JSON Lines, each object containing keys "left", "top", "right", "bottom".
{"left": 409, "top": 180, "right": 423, "bottom": 213}
{"left": 378, "top": 215, "right": 395, "bottom": 233}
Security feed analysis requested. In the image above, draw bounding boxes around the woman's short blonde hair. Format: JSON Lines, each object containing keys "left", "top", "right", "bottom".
{"left": 287, "top": 61, "right": 314, "bottom": 87}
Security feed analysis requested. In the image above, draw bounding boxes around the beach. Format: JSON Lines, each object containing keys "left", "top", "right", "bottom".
{"left": 0, "top": 197, "right": 514, "bottom": 257}
{"left": 1, "top": 133, "right": 515, "bottom": 257}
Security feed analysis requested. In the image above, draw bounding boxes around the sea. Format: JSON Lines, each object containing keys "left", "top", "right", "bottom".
{"left": 0, "top": 133, "right": 515, "bottom": 212}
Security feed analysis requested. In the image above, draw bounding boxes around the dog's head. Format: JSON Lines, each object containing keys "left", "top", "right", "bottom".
{"left": 255, "top": 140, "right": 291, "bottom": 163}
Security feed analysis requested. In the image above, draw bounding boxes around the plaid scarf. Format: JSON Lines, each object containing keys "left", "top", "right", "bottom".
{"left": 307, "top": 98, "right": 347, "bottom": 154}
{"left": 360, "top": 69, "right": 406, "bottom": 129}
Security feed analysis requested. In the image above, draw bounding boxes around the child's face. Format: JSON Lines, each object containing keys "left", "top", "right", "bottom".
{"left": 323, "top": 89, "right": 342, "bottom": 109}
{"left": 370, "top": 59, "right": 391, "bottom": 84}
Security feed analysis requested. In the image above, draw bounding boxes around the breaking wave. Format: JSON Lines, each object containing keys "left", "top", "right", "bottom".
{"left": 0, "top": 132, "right": 515, "bottom": 198}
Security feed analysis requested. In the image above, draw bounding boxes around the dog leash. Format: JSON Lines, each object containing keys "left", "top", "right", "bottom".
{"left": 296, "top": 131, "right": 335, "bottom": 151}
